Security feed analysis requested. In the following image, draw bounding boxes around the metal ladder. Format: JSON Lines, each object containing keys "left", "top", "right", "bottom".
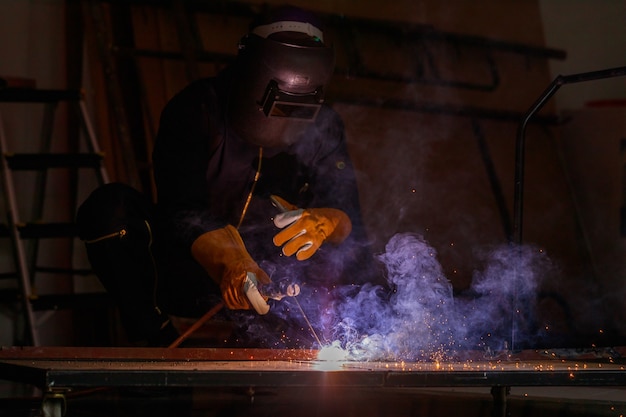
{"left": 0, "top": 86, "right": 109, "bottom": 346}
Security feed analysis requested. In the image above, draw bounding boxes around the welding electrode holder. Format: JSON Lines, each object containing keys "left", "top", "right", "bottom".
{"left": 241, "top": 194, "right": 305, "bottom": 314}
{"left": 243, "top": 272, "right": 301, "bottom": 315}
{"left": 243, "top": 272, "right": 270, "bottom": 315}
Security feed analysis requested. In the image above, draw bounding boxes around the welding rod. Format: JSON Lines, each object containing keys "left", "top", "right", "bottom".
{"left": 292, "top": 295, "right": 323, "bottom": 347}
{"left": 270, "top": 195, "right": 324, "bottom": 346}
{"left": 168, "top": 302, "right": 224, "bottom": 348}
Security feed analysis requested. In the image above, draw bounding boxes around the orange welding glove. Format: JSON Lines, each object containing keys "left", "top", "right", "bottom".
{"left": 271, "top": 195, "right": 352, "bottom": 261}
{"left": 191, "top": 225, "right": 270, "bottom": 310}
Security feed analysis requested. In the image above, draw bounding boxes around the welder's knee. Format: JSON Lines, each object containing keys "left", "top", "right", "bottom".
{"left": 75, "top": 182, "right": 157, "bottom": 292}
{"left": 75, "top": 183, "right": 172, "bottom": 343}
{"left": 76, "top": 182, "right": 154, "bottom": 242}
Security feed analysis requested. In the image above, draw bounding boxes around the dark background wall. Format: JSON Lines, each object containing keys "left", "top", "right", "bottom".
{"left": 0, "top": 0, "right": 624, "bottom": 347}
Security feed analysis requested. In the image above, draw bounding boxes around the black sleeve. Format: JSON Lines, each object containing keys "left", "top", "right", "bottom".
{"left": 152, "top": 79, "right": 227, "bottom": 247}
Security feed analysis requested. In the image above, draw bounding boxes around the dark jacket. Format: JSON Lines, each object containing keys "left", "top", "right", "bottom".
{"left": 151, "top": 69, "right": 379, "bottom": 316}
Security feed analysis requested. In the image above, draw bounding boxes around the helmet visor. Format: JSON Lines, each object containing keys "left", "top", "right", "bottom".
{"left": 260, "top": 80, "right": 324, "bottom": 120}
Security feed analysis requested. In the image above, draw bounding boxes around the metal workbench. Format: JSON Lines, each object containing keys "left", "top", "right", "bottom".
{"left": 1, "top": 346, "right": 625, "bottom": 417}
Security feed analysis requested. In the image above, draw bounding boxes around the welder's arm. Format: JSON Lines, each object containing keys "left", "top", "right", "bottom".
{"left": 272, "top": 195, "right": 352, "bottom": 261}
{"left": 152, "top": 82, "right": 226, "bottom": 244}
{"left": 191, "top": 225, "right": 271, "bottom": 311}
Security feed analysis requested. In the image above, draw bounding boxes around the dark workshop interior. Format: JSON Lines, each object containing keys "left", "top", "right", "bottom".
{"left": 0, "top": 1, "right": 625, "bottom": 416}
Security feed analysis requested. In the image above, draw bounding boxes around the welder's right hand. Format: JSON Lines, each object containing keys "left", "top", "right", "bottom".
{"left": 191, "top": 225, "right": 270, "bottom": 311}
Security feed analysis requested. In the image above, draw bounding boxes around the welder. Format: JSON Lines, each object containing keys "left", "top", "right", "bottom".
{"left": 76, "top": 5, "right": 382, "bottom": 347}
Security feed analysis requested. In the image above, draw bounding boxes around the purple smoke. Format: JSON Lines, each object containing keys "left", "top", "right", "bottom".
{"left": 327, "top": 232, "right": 553, "bottom": 361}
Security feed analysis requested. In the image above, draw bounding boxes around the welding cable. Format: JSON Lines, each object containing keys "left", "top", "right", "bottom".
{"left": 170, "top": 147, "right": 264, "bottom": 347}
{"left": 237, "top": 147, "right": 263, "bottom": 228}
{"left": 144, "top": 219, "right": 172, "bottom": 331}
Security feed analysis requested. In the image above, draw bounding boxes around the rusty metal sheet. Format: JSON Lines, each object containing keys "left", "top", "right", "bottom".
{"left": 0, "top": 346, "right": 318, "bottom": 361}
{"left": 0, "top": 347, "right": 625, "bottom": 390}
{"left": 2, "top": 345, "right": 624, "bottom": 361}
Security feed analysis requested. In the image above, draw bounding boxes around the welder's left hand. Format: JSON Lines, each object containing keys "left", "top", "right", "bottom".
{"left": 271, "top": 195, "right": 352, "bottom": 261}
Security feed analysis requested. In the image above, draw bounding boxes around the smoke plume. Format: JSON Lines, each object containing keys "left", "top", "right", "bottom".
{"left": 325, "top": 232, "right": 553, "bottom": 361}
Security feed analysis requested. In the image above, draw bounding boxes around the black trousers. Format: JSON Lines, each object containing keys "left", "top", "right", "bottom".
{"left": 76, "top": 183, "right": 180, "bottom": 345}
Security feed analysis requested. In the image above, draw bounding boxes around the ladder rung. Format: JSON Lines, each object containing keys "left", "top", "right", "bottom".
{"left": 0, "top": 88, "right": 82, "bottom": 103}
{"left": 35, "top": 266, "right": 94, "bottom": 276}
{"left": 1, "top": 267, "right": 93, "bottom": 279}
{"left": 0, "top": 290, "right": 113, "bottom": 314}
{"left": 29, "top": 292, "right": 113, "bottom": 311}
{"left": 16, "top": 222, "right": 79, "bottom": 238}
{"left": 5, "top": 153, "right": 103, "bottom": 170}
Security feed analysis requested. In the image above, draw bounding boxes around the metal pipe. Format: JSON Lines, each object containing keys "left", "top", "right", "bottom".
{"left": 513, "top": 65, "right": 626, "bottom": 244}
{"left": 510, "top": 66, "right": 626, "bottom": 352}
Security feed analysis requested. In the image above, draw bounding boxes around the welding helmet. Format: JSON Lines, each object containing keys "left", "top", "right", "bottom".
{"left": 227, "top": 6, "right": 335, "bottom": 148}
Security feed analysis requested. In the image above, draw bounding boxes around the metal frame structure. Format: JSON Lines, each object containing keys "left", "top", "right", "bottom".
{"left": 513, "top": 65, "right": 626, "bottom": 245}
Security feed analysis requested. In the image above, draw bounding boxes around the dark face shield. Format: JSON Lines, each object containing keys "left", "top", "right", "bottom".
{"left": 260, "top": 80, "right": 324, "bottom": 120}
{"left": 228, "top": 34, "right": 335, "bottom": 148}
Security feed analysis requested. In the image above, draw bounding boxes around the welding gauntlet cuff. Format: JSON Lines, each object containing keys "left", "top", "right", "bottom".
{"left": 191, "top": 225, "right": 270, "bottom": 310}
{"left": 272, "top": 197, "right": 352, "bottom": 261}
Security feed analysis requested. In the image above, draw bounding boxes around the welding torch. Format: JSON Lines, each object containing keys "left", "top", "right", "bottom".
{"left": 246, "top": 268, "right": 322, "bottom": 347}
{"left": 170, "top": 196, "right": 307, "bottom": 347}
{"left": 168, "top": 276, "right": 300, "bottom": 348}
{"left": 244, "top": 272, "right": 301, "bottom": 315}
{"left": 242, "top": 194, "right": 306, "bottom": 314}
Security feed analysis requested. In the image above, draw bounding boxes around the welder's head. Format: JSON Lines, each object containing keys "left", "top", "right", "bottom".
{"left": 227, "top": 6, "right": 335, "bottom": 148}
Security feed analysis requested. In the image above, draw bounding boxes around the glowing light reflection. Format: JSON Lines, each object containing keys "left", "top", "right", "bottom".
{"left": 314, "top": 342, "right": 349, "bottom": 371}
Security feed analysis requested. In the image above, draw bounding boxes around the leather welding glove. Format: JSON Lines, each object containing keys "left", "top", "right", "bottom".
{"left": 271, "top": 195, "right": 352, "bottom": 261}
{"left": 191, "top": 224, "right": 270, "bottom": 310}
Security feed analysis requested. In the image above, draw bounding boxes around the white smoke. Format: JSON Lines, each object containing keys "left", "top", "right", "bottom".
{"left": 327, "top": 232, "right": 553, "bottom": 361}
